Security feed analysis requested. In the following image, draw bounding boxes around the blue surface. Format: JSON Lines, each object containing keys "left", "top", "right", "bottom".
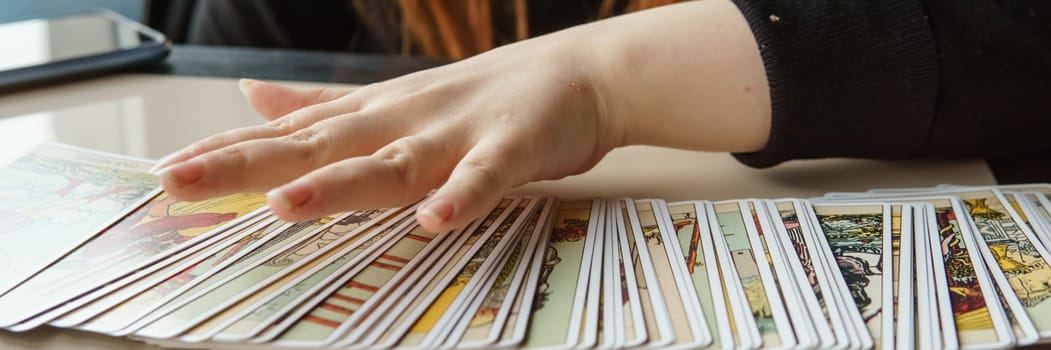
{"left": 0, "top": 0, "right": 145, "bottom": 24}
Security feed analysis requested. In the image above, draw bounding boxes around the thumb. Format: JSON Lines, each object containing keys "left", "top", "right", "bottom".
{"left": 238, "top": 79, "right": 356, "bottom": 121}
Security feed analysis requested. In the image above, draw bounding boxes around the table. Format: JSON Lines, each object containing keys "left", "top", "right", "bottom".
{"left": 0, "top": 46, "right": 999, "bottom": 349}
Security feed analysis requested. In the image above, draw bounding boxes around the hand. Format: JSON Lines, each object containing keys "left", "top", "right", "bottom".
{"left": 151, "top": 0, "right": 770, "bottom": 233}
{"left": 152, "top": 41, "right": 621, "bottom": 232}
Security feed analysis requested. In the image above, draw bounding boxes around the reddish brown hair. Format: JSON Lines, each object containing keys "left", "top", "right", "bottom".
{"left": 378, "top": 0, "right": 683, "bottom": 59}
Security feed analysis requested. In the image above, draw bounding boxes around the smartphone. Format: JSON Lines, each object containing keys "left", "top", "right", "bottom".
{"left": 0, "top": 9, "right": 170, "bottom": 93}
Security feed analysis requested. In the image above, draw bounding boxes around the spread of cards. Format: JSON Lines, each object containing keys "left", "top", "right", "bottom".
{"left": 4, "top": 143, "right": 1051, "bottom": 350}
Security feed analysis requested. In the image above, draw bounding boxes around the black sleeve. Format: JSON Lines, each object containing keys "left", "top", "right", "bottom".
{"left": 729, "top": 0, "right": 1051, "bottom": 168}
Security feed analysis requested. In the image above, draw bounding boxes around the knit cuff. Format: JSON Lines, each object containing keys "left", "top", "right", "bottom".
{"left": 729, "top": 0, "right": 938, "bottom": 168}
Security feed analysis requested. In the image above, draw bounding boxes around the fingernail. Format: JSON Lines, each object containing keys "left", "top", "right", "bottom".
{"left": 238, "top": 79, "right": 262, "bottom": 95}
{"left": 418, "top": 198, "right": 454, "bottom": 226}
{"left": 268, "top": 181, "right": 314, "bottom": 212}
{"left": 156, "top": 158, "right": 205, "bottom": 188}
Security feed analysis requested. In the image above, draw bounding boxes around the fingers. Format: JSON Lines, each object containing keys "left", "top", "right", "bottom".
{"left": 151, "top": 87, "right": 364, "bottom": 172}
{"left": 238, "top": 79, "right": 356, "bottom": 121}
{"left": 266, "top": 135, "right": 461, "bottom": 223}
{"left": 156, "top": 113, "right": 402, "bottom": 201}
{"left": 416, "top": 141, "right": 530, "bottom": 232}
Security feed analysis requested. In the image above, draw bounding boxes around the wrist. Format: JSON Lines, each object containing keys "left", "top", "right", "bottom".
{"left": 568, "top": 0, "right": 772, "bottom": 153}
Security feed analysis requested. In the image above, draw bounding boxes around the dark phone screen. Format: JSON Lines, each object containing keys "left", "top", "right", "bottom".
{"left": 0, "top": 13, "right": 156, "bottom": 72}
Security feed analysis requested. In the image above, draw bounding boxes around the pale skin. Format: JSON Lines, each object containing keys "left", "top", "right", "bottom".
{"left": 151, "top": 0, "right": 771, "bottom": 233}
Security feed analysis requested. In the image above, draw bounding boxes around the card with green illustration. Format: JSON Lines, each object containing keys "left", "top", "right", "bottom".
{"left": 665, "top": 201, "right": 733, "bottom": 350}
{"left": 76, "top": 216, "right": 329, "bottom": 335}
{"left": 0, "top": 191, "right": 267, "bottom": 329}
{"left": 43, "top": 215, "right": 277, "bottom": 331}
{"left": 126, "top": 211, "right": 369, "bottom": 338}
{"left": 518, "top": 199, "right": 600, "bottom": 350}
{"left": 448, "top": 198, "right": 555, "bottom": 348}
{"left": 746, "top": 199, "right": 808, "bottom": 350}
{"left": 631, "top": 199, "right": 709, "bottom": 349}
{"left": 0, "top": 143, "right": 159, "bottom": 298}
{"left": 710, "top": 201, "right": 783, "bottom": 349}
{"left": 811, "top": 203, "right": 890, "bottom": 350}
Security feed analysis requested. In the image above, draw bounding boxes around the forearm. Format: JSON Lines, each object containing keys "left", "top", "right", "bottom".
{"left": 561, "top": 0, "right": 772, "bottom": 153}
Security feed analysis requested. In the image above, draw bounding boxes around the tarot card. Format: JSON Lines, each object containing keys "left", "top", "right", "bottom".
{"left": 0, "top": 191, "right": 267, "bottom": 328}
{"left": 892, "top": 204, "right": 916, "bottom": 350}
{"left": 0, "top": 143, "right": 159, "bottom": 298}
{"left": 803, "top": 202, "right": 882, "bottom": 349}
{"left": 777, "top": 198, "right": 857, "bottom": 348}
{"left": 175, "top": 210, "right": 409, "bottom": 343}
{"left": 665, "top": 201, "right": 734, "bottom": 350}
{"left": 248, "top": 203, "right": 483, "bottom": 346}
{"left": 29, "top": 214, "right": 277, "bottom": 331}
{"left": 515, "top": 199, "right": 601, "bottom": 350}
{"left": 447, "top": 198, "right": 557, "bottom": 349}
{"left": 577, "top": 202, "right": 604, "bottom": 350}
{"left": 613, "top": 199, "right": 674, "bottom": 349}
{"left": 401, "top": 199, "right": 541, "bottom": 349}
{"left": 709, "top": 200, "right": 787, "bottom": 349}
{"left": 1028, "top": 192, "right": 1051, "bottom": 250}
{"left": 207, "top": 207, "right": 469, "bottom": 343}
{"left": 809, "top": 203, "right": 891, "bottom": 350}
{"left": 600, "top": 202, "right": 621, "bottom": 349}
{"left": 920, "top": 199, "right": 1013, "bottom": 349}
{"left": 1007, "top": 192, "right": 1051, "bottom": 251}
{"left": 490, "top": 200, "right": 562, "bottom": 349}
{"left": 766, "top": 200, "right": 839, "bottom": 350}
{"left": 76, "top": 213, "right": 356, "bottom": 335}
{"left": 849, "top": 188, "right": 1051, "bottom": 344}
{"left": 603, "top": 200, "right": 644, "bottom": 349}
{"left": 265, "top": 216, "right": 455, "bottom": 347}
{"left": 1030, "top": 191, "right": 1051, "bottom": 219}
{"left": 821, "top": 195, "right": 1016, "bottom": 349}
{"left": 127, "top": 208, "right": 395, "bottom": 339}
{"left": 912, "top": 204, "right": 942, "bottom": 350}
{"left": 940, "top": 184, "right": 1051, "bottom": 197}
{"left": 157, "top": 202, "right": 426, "bottom": 342}
{"left": 346, "top": 199, "right": 533, "bottom": 349}
{"left": 631, "top": 199, "right": 709, "bottom": 349}
{"left": 329, "top": 200, "right": 516, "bottom": 349}
{"left": 746, "top": 200, "right": 810, "bottom": 350}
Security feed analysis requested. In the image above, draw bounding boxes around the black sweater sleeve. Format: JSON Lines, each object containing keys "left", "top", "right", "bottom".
{"left": 729, "top": 0, "right": 1051, "bottom": 168}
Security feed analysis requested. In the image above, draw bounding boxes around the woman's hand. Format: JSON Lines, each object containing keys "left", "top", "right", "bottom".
{"left": 152, "top": 39, "right": 620, "bottom": 233}
{"left": 151, "top": 0, "right": 770, "bottom": 233}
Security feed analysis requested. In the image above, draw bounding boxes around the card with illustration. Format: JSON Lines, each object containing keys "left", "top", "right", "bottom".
{"left": 810, "top": 203, "right": 891, "bottom": 350}
{"left": 612, "top": 199, "right": 675, "bottom": 349}
{"left": 665, "top": 201, "right": 733, "bottom": 350}
{"left": 405, "top": 199, "right": 540, "bottom": 349}
{"left": 448, "top": 198, "right": 555, "bottom": 348}
{"left": 710, "top": 200, "right": 785, "bottom": 349}
{"left": 631, "top": 199, "right": 709, "bottom": 349}
{"left": 518, "top": 199, "right": 600, "bottom": 350}
{"left": 76, "top": 216, "right": 328, "bottom": 335}
{"left": 40, "top": 215, "right": 278, "bottom": 331}
{"left": 766, "top": 199, "right": 839, "bottom": 350}
{"left": 0, "top": 143, "right": 159, "bottom": 298}
{"left": 0, "top": 191, "right": 267, "bottom": 329}
{"left": 335, "top": 202, "right": 510, "bottom": 349}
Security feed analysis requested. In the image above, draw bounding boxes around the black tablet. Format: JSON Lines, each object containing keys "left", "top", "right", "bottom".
{"left": 0, "top": 9, "right": 170, "bottom": 93}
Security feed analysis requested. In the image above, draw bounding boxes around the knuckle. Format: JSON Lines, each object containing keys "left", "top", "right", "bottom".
{"left": 461, "top": 158, "right": 501, "bottom": 195}
{"left": 376, "top": 138, "right": 426, "bottom": 190}
{"left": 285, "top": 127, "right": 333, "bottom": 166}
{"left": 214, "top": 146, "right": 249, "bottom": 171}
{"left": 265, "top": 117, "right": 298, "bottom": 135}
